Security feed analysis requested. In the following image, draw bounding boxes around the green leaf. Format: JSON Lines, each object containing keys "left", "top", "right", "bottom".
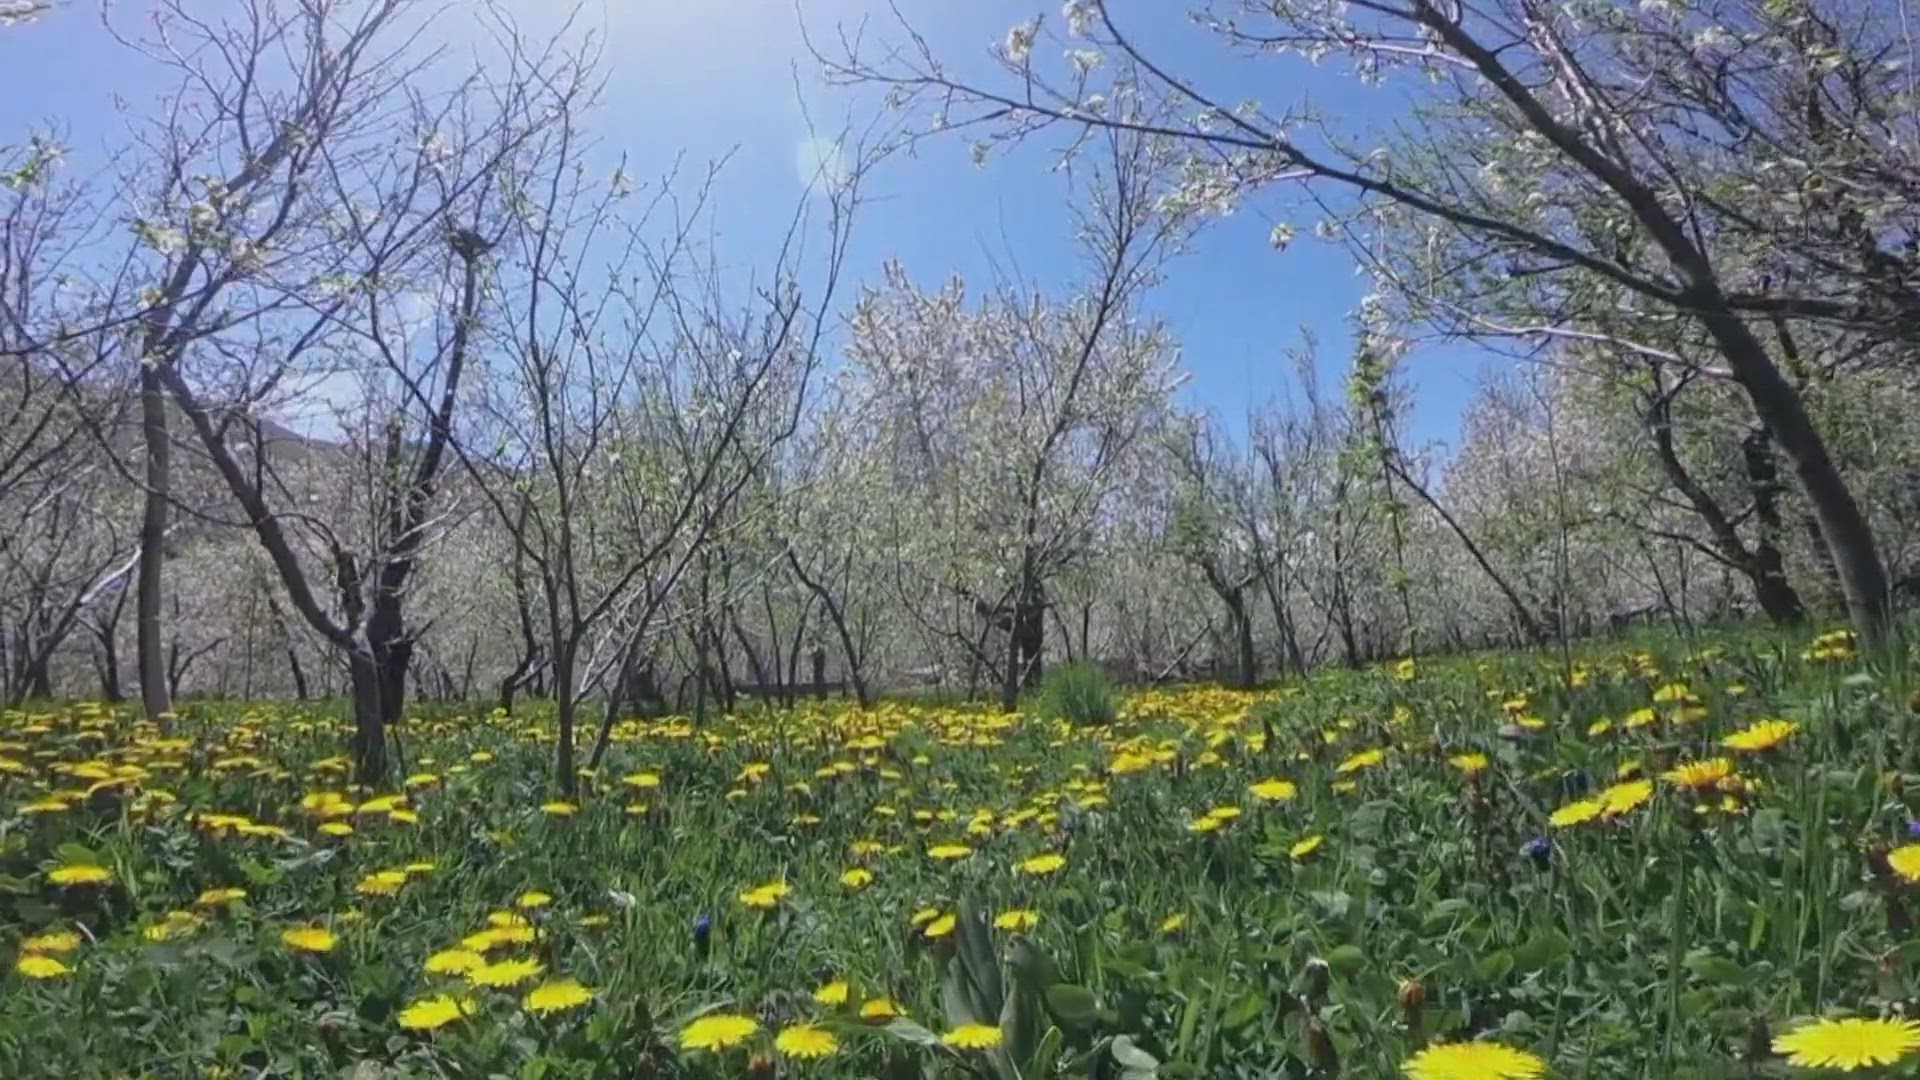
{"left": 1217, "top": 991, "right": 1267, "bottom": 1032}
{"left": 1475, "top": 950, "right": 1515, "bottom": 982}
{"left": 1325, "top": 944, "right": 1366, "bottom": 976}
{"left": 1027, "top": 1027, "right": 1063, "bottom": 1080}
{"left": 1683, "top": 951, "right": 1749, "bottom": 986}
{"left": 55, "top": 843, "right": 98, "bottom": 866}
{"left": 1044, "top": 984, "right": 1098, "bottom": 1026}
{"left": 1423, "top": 898, "right": 1474, "bottom": 930}
{"left": 1513, "top": 930, "right": 1571, "bottom": 973}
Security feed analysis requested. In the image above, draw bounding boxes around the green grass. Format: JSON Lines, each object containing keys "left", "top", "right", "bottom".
{"left": 0, "top": 626, "right": 1914, "bottom": 1077}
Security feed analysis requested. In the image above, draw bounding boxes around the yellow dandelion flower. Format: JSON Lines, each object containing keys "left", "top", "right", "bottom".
{"left": 1018, "top": 852, "right": 1066, "bottom": 876}
{"left": 840, "top": 867, "right": 874, "bottom": 889}
{"left": 522, "top": 978, "right": 594, "bottom": 1014}
{"left": 424, "top": 949, "right": 486, "bottom": 975}
{"left": 680, "top": 1013, "right": 759, "bottom": 1052}
{"left": 1449, "top": 753, "right": 1490, "bottom": 777}
{"left": 397, "top": 993, "right": 473, "bottom": 1031}
{"left": 738, "top": 879, "right": 790, "bottom": 910}
{"left": 22, "top": 930, "right": 81, "bottom": 954}
{"left": 1403, "top": 1040, "right": 1547, "bottom": 1079}
{"left": 926, "top": 843, "right": 972, "bottom": 861}
{"left": 1159, "top": 913, "right": 1187, "bottom": 933}
{"left": 1773, "top": 1016, "right": 1920, "bottom": 1070}
{"left": 46, "top": 864, "right": 113, "bottom": 887}
{"left": 539, "top": 801, "right": 577, "bottom": 816}
{"left": 1336, "top": 748, "right": 1386, "bottom": 774}
{"left": 515, "top": 890, "right": 553, "bottom": 910}
{"left": 923, "top": 913, "right": 957, "bottom": 939}
{"left": 859, "top": 997, "right": 901, "bottom": 1021}
{"left": 280, "top": 926, "right": 337, "bottom": 953}
{"left": 1599, "top": 779, "right": 1653, "bottom": 817}
{"left": 1549, "top": 798, "right": 1604, "bottom": 829}
{"left": 813, "top": 979, "right": 850, "bottom": 1006}
{"left": 994, "top": 909, "right": 1041, "bottom": 931}
{"left": 1723, "top": 719, "right": 1799, "bottom": 753}
{"left": 942, "top": 1023, "right": 1003, "bottom": 1050}
{"left": 356, "top": 870, "right": 408, "bottom": 897}
{"left": 1886, "top": 845, "right": 1920, "bottom": 883}
{"left": 466, "top": 957, "right": 544, "bottom": 988}
{"left": 776, "top": 1023, "right": 839, "bottom": 1059}
{"left": 1661, "top": 758, "right": 1734, "bottom": 790}
{"left": 1289, "top": 835, "right": 1324, "bottom": 860}
{"left": 15, "top": 954, "right": 71, "bottom": 979}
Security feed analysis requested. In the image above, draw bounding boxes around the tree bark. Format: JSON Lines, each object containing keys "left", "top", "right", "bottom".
{"left": 136, "top": 367, "right": 172, "bottom": 718}
{"left": 347, "top": 651, "right": 389, "bottom": 782}
{"left": 1644, "top": 393, "right": 1807, "bottom": 626}
{"left": 552, "top": 638, "right": 578, "bottom": 798}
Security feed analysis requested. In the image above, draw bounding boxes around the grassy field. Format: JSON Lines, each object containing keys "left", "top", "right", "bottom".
{"left": 3, "top": 628, "right": 1918, "bottom": 1077}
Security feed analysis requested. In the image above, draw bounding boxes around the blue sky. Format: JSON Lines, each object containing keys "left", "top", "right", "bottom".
{"left": 0, "top": 0, "right": 1506, "bottom": 449}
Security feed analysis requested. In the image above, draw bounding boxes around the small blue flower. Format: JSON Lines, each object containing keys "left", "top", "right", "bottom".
{"left": 1523, "top": 835, "right": 1552, "bottom": 867}
{"left": 693, "top": 912, "right": 713, "bottom": 959}
{"left": 1905, "top": 817, "right": 1920, "bottom": 841}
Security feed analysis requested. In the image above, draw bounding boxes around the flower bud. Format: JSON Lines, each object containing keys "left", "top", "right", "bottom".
{"left": 1397, "top": 977, "right": 1426, "bottom": 1019}
{"left": 1305, "top": 1016, "right": 1340, "bottom": 1074}
{"left": 1746, "top": 1014, "right": 1773, "bottom": 1064}
{"left": 1301, "top": 957, "right": 1331, "bottom": 1004}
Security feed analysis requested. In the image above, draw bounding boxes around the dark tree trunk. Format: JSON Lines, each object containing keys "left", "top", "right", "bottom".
{"left": 999, "top": 575, "right": 1046, "bottom": 710}
{"left": 96, "top": 638, "right": 122, "bottom": 702}
{"left": 1739, "top": 428, "right": 1807, "bottom": 625}
{"left": 1197, "top": 558, "right": 1258, "bottom": 689}
{"left": 1645, "top": 393, "right": 1807, "bottom": 626}
{"left": 1705, "top": 308, "right": 1888, "bottom": 644}
{"left": 552, "top": 638, "right": 577, "bottom": 798}
{"left": 347, "top": 650, "right": 390, "bottom": 783}
{"left": 136, "top": 366, "right": 172, "bottom": 718}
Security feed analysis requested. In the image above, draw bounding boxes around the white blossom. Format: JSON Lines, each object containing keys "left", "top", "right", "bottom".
{"left": 1269, "top": 222, "right": 1295, "bottom": 251}
{"left": 1004, "top": 19, "right": 1037, "bottom": 64}
{"left": 1062, "top": 0, "right": 1096, "bottom": 38}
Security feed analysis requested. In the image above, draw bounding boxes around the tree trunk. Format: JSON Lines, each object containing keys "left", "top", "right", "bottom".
{"left": 96, "top": 637, "right": 122, "bottom": 702}
{"left": 552, "top": 639, "right": 577, "bottom": 798}
{"left": 1015, "top": 580, "right": 1045, "bottom": 692}
{"left": 1229, "top": 591, "right": 1255, "bottom": 689}
{"left": 999, "top": 600, "right": 1022, "bottom": 712}
{"left": 1699, "top": 310, "right": 1890, "bottom": 644}
{"left": 347, "top": 650, "right": 389, "bottom": 784}
{"left": 18, "top": 655, "right": 51, "bottom": 702}
{"left": 727, "top": 610, "right": 772, "bottom": 702}
{"left": 1738, "top": 428, "right": 1807, "bottom": 625}
{"left": 1645, "top": 396, "right": 1807, "bottom": 627}
{"left": 136, "top": 366, "right": 172, "bottom": 718}
{"left": 341, "top": 601, "right": 408, "bottom": 783}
